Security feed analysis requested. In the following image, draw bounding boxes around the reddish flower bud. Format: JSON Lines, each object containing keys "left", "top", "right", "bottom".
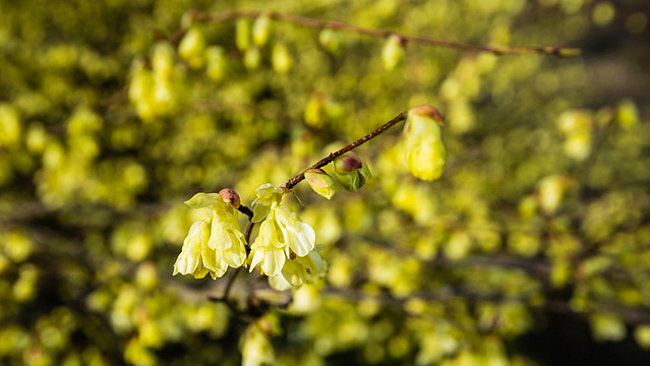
{"left": 219, "top": 188, "right": 241, "bottom": 208}
{"left": 334, "top": 152, "right": 363, "bottom": 174}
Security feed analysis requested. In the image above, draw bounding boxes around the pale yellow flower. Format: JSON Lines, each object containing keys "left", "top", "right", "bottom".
{"left": 273, "top": 204, "right": 316, "bottom": 257}
{"left": 404, "top": 105, "right": 446, "bottom": 181}
{"left": 267, "top": 248, "right": 327, "bottom": 291}
{"left": 251, "top": 183, "right": 285, "bottom": 223}
{"left": 173, "top": 219, "right": 228, "bottom": 279}
{"left": 248, "top": 210, "right": 286, "bottom": 277}
{"left": 248, "top": 184, "right": 316, "bottom": 279}
{"left": 276, "top": 247, "right": 327, "bottom": 289}
{"left": 173, "top": 192, "right": 247, "bottom": 279}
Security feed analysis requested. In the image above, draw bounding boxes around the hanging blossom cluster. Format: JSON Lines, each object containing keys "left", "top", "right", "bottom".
{"left": 173, "top": 189, "right": 247, "bottom": 280}
{"left": 248, "top": 184, "right": 326, "bottom": 290}
{"left": 173, "top": 185, "right": 326, "bottom": 290}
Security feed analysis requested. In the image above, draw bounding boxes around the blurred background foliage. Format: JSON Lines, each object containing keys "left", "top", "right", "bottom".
{"left": 1, "top": 0, "right": 649, "bottom": 365}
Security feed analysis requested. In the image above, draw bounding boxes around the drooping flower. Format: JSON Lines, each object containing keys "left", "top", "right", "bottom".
{"left": 248, "top": 184, "right": 316, "bottom": 280}
{"left": 404, "top": 105, "right": 446, "bottom": 181}
{"left": 173, "top": 191, "right": 247, "bottom": 279}
{"left": 178, "top": 26, "right": 206, "bottom": 69}
{"left": 252, "top": 14, "right": 272, "bottom": 47}
{"left": 273, "top": 204, "right": 316, "bottom": 257}
{"left": 251, "top": 183, "right": 285, "bottom": 223}
{"left": 267, "top": 247, "right": 327, "bottom": 291}
{"left": 282, "top": 247, "right": 327, "bottom": 285}
{"left": 173, "top": 219, "right": 227, "bottom": 279}
{"left": 248, "top": 209, "right": 287, "bottom": 277}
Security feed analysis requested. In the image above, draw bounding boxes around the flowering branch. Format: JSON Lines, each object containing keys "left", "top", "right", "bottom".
{"left": 283, "top": 110, "right": 409, "bottom": 189}
{"left": 173, "top": 104, "right": 445, "bottom": 300}
{"left": 210, "top": 109, "right": 416, "bottom": 300}
{"left": 181, "top": 9, "right": 580, "bottom": 57}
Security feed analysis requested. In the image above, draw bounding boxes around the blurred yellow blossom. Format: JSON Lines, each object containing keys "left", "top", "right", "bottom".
{"left": 404, "top": 105, "right": 446, "bottom": 180}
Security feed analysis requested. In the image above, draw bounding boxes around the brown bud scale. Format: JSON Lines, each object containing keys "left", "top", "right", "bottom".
{"left": 219, "top": 188, "right": 241, "bottom": 208}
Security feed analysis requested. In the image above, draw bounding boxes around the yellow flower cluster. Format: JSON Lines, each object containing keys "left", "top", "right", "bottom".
{"left": 248, "top": 184, "right": 326, "bottom": 290}
{"left": 173, "top": 193, "right": 247, "bottom": 280}
{"left": 174, "top": 184, "right": 326, "bottom": 290}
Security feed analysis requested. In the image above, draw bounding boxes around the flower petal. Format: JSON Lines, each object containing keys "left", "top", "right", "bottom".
{"left": 220, "top": 234, "right": 246, "bottom": 268}
{"left": 281, "top": 258, "right": 305, "bottom": 287}
{"left": 283, "top": 222, "right": 315, "bottom": 257}
{"left": 173, "top": 220, "right": 209, "bottom": 275}
{"left": 261, "top": 247, "right": 285, "bottom": 277}
{"left": 202, "top": 247, "right": 228, "bottom": 278}
{"left": 252, "top": 203, "right": 271, "bottom": 223}
{"left": 193, "top": 265, "right": 210, "bottom": 279}
{"left": 274, "top": 206, "right": 315, "bottom": 256}
{"left": 209, "top": 218, "right": 233, "bottom": 250}
{"left": 249, "top": 248, "right": 266, "bottom": 273}
{"left": 268, "top": 274, "right": 292, "bottom": 291}
{"left": 185, "top": 193, "right": 226, "bottom": 208}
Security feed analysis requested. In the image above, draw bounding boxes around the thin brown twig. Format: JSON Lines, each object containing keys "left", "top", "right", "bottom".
{"left": 283, "top": 111, "right": 408, "bottom": 189}
{"left": 190, "top": 9, "right": 580, "bottom": 57}
{"left": 237, "top": 205, "right": 254, "bottom": 218}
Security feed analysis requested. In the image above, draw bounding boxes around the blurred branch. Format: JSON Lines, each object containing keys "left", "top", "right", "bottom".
{"left": 343, "top": 232, "right": 550, "bottom": 276}
{"left": 186, "top": 9, "right": 580, "bottom": 57}
{"left": 322, "top": 286, "right": 512, "bottom": 304}
{"left": 0, "top": 200, "right": 52, "bottom": 225}
{"left": 325, "top": 287, "right": 650, "bottom": 326}
{"left": 544, "top": 299, "right": 650, "bottom": 325}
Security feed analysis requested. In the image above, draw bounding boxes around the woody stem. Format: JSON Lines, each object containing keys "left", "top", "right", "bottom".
{"left": 283, "top": 111, "right": 408, "bottom": 189}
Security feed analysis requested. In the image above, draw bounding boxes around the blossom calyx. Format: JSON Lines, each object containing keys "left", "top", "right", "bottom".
{"left": 333, "top": 151, "right": 372, "bottom": 192}
{"left": 404, "top": 105, "right": 446, "bottom": 181}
